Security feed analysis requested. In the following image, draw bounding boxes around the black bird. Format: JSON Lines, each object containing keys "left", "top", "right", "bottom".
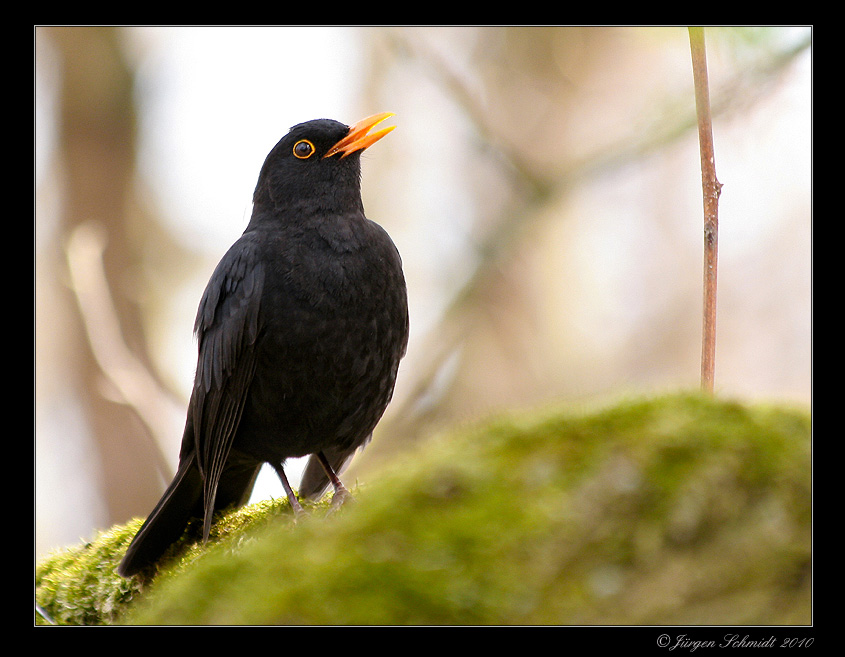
{"left": 118, "top": 113, "right": 408, "bottom": 578}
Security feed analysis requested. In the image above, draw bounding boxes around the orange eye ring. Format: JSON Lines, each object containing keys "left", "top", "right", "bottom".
{"left": 293, "top": 139, "right": 315, "bottom": 159}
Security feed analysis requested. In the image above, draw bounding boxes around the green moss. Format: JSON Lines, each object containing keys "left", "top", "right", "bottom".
{"left": 35, "top": 496, "right": 302, "bottom": 625}
{"left": 36, "top": 392, "right": 811, "bottom": 625}
{"left": 36, "top": 522, "right": 143, "bottom": 625}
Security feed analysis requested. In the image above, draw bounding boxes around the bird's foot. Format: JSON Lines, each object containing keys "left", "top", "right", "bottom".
{"left": 288, "top": 492, "right": 315, "bottom": 522}
{"left": 329, "top": 485, "right": 354, "bottom": 512}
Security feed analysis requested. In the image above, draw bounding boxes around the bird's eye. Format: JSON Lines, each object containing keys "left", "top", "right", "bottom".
{"left": 293, "top": 139, "right": 315, "bottom": 159}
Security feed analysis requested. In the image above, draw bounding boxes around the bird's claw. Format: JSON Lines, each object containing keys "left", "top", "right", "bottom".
{"left": 329, "top": 486, "right": 354, "bottom": 512}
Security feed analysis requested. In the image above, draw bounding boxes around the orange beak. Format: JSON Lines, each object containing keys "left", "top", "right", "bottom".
{"left": 324, "top": 112, "right": 395, "bottom": 159}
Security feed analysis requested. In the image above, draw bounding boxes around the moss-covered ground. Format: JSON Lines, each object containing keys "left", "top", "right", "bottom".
{"left": 35, "top": 392, "right": 811, "bottom": 625}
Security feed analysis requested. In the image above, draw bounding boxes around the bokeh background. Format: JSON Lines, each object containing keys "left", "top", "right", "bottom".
{"left": 35, "top": 26, "right": 811, "bottom": 561}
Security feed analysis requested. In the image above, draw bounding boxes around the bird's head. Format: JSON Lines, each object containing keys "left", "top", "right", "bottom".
{"left": 252, "top": 113, "right": 395, "bottom": 215}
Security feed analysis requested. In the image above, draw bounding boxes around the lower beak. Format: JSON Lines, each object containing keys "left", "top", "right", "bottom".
{"left": 324, "top": 112, "right": 395, "bottom": 159}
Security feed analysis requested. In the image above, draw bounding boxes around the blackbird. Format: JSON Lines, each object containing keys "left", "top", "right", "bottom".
{"left": 117, "top": 113, "right": 408, "bottom": 577}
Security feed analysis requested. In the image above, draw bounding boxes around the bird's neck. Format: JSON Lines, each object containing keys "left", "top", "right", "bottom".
{"left": 252, "top": 161, "right": 364, "bottom": 217}
{"left": 245, "top": 196, "right": 369, "bottom": 245}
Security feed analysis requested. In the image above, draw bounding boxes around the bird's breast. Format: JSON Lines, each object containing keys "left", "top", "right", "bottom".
{"left": 257, "top": 221, "right": 406, "bottom": 363}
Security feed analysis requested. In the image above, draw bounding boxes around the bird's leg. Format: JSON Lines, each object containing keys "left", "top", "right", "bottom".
{"left": 316, "top": 451, "right": 353, "bottom": 508}
{"left": 272, "top": 463, "right": 305, "bottom": 516}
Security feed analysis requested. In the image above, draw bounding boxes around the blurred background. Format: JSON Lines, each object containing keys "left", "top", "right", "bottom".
{"left": 35, "top": 26, "right": 811, "bottom": 561}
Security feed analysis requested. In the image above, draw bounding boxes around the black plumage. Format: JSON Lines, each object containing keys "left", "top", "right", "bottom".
{"left": 118, "top": 114, "right": 408, "bottom": 577}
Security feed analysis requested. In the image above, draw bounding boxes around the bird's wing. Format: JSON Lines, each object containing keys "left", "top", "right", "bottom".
{"left": 191, "top": 235, "right": 265, "bottom": 539}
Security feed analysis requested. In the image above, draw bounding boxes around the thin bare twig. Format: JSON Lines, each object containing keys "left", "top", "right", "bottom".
{"left": 689, "top": 27, "right": 722, "bottom": 395}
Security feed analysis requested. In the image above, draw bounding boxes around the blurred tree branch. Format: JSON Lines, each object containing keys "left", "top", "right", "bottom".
{"left": 380, "top": 27, "right": 810, "bottom": 443}
{"left": 40, "top": 26, "right": 178, "bottom": 523}
{"left": 65, "top": 221, "right": 182, "bottom": 481}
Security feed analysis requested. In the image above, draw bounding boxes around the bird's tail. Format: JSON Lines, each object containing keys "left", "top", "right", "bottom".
{"left": 117, "top": 453, "right": 203, "bottom": 577}
{"left": 118, "top": 451, "right": 261, "bottom": 578}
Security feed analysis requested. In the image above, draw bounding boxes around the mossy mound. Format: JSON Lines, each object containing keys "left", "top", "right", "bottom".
{"left": 36, "top": 392, "right": 811, "bottom": 625}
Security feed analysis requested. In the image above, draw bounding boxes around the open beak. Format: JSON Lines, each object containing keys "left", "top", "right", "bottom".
{"left": 324, "top": 112, "right": 395, "bottom": 159}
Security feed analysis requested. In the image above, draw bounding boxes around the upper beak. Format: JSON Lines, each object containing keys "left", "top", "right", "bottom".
{"left": 324, "top": 112, "right": 395, "bottom": 159}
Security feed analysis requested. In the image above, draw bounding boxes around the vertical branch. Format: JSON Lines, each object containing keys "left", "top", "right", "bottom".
{"left": 689, "top": 27, "right": 722, "bottom": 394}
